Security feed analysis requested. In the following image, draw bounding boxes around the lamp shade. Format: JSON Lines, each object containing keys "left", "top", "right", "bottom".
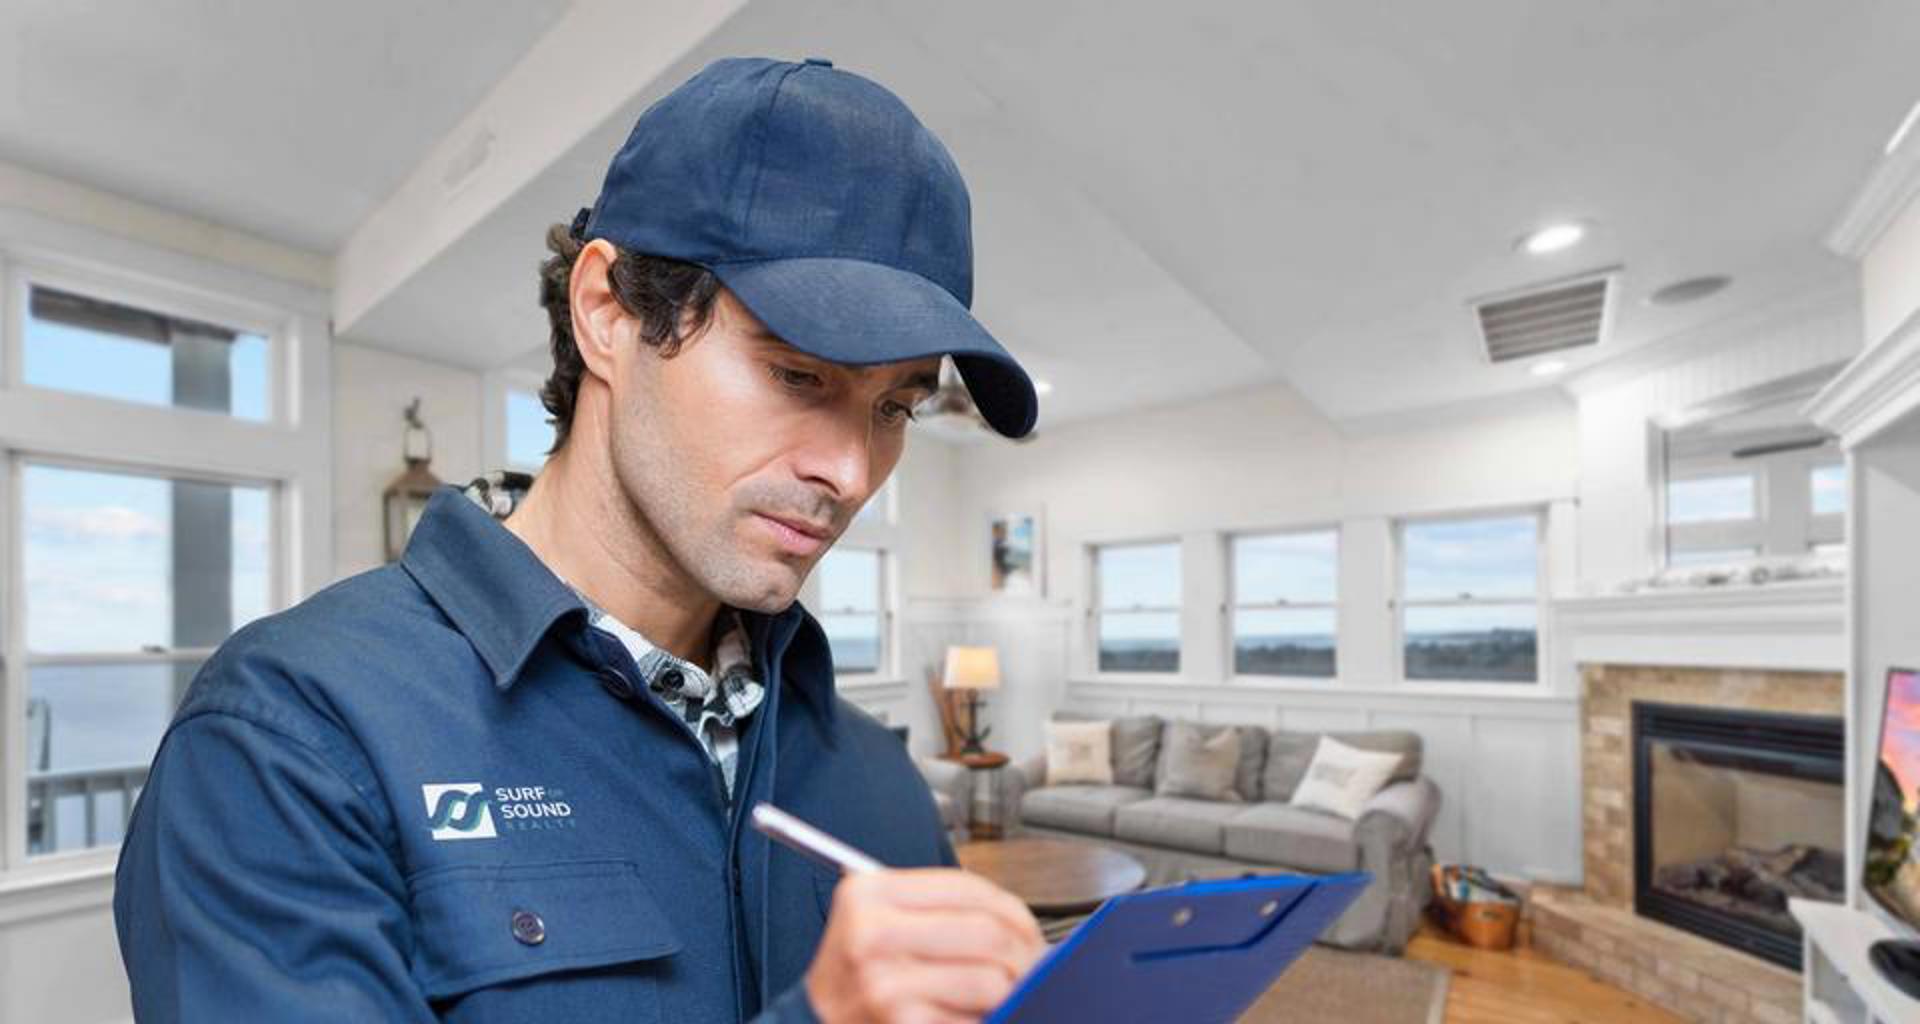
{"left": 942, "top": 645, "right": 1001, "bottom": 691}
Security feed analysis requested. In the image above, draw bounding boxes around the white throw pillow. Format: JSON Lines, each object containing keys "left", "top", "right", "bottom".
{"left": 1288, "top": 735, "right": 1402, "bottom": 820}
{"left": 1045, "top": 719, "right": 1115, "bottom": 786}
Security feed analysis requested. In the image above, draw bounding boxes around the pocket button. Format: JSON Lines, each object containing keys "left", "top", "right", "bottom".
{"left": 510, "top": 908, "right": 547, "bottom": 946}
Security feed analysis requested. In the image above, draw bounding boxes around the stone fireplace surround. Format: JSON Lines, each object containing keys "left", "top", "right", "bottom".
{"left": 1531, "top": 663, "right": 1844, "bottom": 1024}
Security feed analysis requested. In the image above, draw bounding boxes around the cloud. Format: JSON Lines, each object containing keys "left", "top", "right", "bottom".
{"left": 28, "top": 505, "right": 165, "bottom": 544}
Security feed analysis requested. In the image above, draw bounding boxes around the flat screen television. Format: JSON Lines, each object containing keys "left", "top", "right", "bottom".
{"left": 1864, "top": 666, "right": 1920, "bottom": 995}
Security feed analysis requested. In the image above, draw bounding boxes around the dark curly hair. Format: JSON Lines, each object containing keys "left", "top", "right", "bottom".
{"left": 536, "top": 222, "right": 722, "bottom": 453}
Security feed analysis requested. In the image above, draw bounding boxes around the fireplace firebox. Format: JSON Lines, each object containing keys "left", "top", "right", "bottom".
{"left": 1631, "top": 701, "right": 1845, "bottom": 970}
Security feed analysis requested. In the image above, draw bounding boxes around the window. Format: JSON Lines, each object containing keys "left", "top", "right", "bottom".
{"left": 504, "top": 387, "right": 554, "bottom": 471}
{"left": 1094, "top": 541, "right": 1181, "bottom": 673}
{"left": 1667, "top": 473, "right": 1756, "bottom": 524}
{"left": 1810, "top": 463, "right": 1846, "bottom": 518}
{"left": 1231, "top": 529, "right": 1337, "bottom": 678}
{"left": 816, "top": 546, "right": 885, "bottom": 675}
{"left": 1399, "top": 513, "right": 1540, "bottom": 684}
{"left": 24, "top": 285, "right": 270, "bottom": 421}
{"left": 21, "top": 461, "right": 275, "bottom": 856}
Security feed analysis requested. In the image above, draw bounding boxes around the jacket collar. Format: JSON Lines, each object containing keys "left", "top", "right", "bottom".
{"left": 399, "top": 485, "right": 839, "bottom": 728}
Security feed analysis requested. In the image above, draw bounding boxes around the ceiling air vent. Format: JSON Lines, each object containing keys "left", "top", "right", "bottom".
{"left": 1472, "top": 269, "right": 1616, "bottom": 364}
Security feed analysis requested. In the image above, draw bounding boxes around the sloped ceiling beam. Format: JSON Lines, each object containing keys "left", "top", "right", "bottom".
{"left": 332, "top": 0, "right": 745, "bottom": 336}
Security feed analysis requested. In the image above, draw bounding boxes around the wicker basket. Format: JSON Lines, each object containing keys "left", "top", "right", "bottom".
{"left": 1428, "top": 864, "right": 1520, "bottom": 950}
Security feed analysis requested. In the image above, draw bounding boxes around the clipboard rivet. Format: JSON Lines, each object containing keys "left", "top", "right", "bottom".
{"left": 1171, "top": 907, "right": 1194, "bottom": 927}
{"left": 1260, "top": 900, "right": 1279, "bottom": 917}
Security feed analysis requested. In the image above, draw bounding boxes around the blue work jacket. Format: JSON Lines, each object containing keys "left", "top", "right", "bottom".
{"left": 113, "top": 486, "right": 956, "bottom": 1021}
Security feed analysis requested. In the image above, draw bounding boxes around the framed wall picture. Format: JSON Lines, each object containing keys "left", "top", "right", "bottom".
{"left": 988, "top": 508, "right": 1044, "bottom": 597}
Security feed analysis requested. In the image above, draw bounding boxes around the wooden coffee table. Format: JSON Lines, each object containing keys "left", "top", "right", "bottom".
{"left": 957, "top": 836, "right": 1148, "bottom": 916}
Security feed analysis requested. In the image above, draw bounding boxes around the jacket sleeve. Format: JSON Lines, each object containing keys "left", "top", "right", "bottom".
{"left": 753, "top": 982, "right": 824, "bottom": 1023}
{"left": 114, "top": 710, "right": 432, "bottom": 1022}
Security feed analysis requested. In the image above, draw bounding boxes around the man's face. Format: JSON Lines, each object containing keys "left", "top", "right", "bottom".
{"left": 606, "top": 287, "right": 941, "bottom": 613}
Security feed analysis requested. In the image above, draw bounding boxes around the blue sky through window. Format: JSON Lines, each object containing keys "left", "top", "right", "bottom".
{"left": 23, "top": 464, "right": 270, "bottom": 654}
{"left": 505, "top": 388, "right": 552, "bottom": 468}
{"left": 25, "top": 299, "right": 270, "bottom": 421}
{"left": 1403, "top": 515, "right": 1537, "bottom": 602}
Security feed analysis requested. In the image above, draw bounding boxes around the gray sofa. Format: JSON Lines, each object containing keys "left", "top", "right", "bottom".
{"left": 915, "top": 756, "right": 973, "bottom": 844}
{"left": 1005, "top": 713, "right": 1441, "bottom": 954}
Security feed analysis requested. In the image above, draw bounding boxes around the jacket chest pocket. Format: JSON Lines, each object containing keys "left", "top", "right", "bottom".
{"left": 407, "top": 859, "right": 681, "bottom": 1021}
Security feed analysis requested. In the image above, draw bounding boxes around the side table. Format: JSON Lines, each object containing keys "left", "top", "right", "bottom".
{"left": 945, "top": 751, "right": 1011, "bottom": 840}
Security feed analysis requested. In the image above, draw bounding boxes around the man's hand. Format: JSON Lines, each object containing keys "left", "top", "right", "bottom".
{"left": 804, "top": 868, "right": 1047, "bottom": 1024}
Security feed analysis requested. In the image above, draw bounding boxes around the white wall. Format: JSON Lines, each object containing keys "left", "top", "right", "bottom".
{"left": 1862, "top": 191, "right": 1920, "bottom": 349}
{"left": 927, "top": 378, "right": 1587, "bottom": 880}
{"left": 330, "top": 343, "right": 484, "bottom": 580}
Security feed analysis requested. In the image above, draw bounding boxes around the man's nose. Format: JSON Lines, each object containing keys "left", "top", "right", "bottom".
{"left": 791, "top": 406, "right": 874, "bottom": 506}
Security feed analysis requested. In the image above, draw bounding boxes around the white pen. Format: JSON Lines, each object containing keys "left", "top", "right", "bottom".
{"left": 750, "top": 802, "right": 886, "bottom": 875}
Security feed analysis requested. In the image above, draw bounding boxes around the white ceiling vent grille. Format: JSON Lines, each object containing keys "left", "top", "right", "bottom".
{"left": 1473, "top": 270, "right": 1615, "bottom": 364}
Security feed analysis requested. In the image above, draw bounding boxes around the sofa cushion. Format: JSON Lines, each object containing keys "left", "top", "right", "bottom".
{"left": 1019, "top": 785, "right": 1154, "bottom": 836}
{"left": 1154, "top": 721, "right": 1244, "bottom": 802}
{"left": 1113, "top": 797, "right": 1247, "bottom": 855}
{"left": 1263, "top": 729, "right": 1423, "bottom": 803}
{"left": 1233, "top": 724, "right": 1268, "bottom": 803}
{"left": 1056, "top": 711, "right": 1163, "bottom": 787}
{"left": 1222, "top": 803, "right": 1361, "bottom": 873}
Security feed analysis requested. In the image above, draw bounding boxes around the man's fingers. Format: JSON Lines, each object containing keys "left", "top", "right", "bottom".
{"left": 862, "top": 960, "right": 1021, "bottom": 1017}
{"left": 846, "top": 869, "right": 1045, "bottom": 951}
{"left": 842, "top": 906, "right": 1035, "bottom": 984}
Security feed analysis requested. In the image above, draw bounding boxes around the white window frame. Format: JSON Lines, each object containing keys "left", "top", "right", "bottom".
{"left": 1226, "top": 526, "right": 1339, "bottom": 683}
{"left": 802, "top": 482, "right": 902, "bottom": 686}
{"left": 1392, "top": 506, "right": 1547, "bottom": 687}
{"left": 0, "top": 241, "right": 330, "bottom": 889}
{"left": 812, "top": 544, "right": 890, "bottom": 680}
{"left": 1087, "top": 537, "right": 1184, "bottom": 681}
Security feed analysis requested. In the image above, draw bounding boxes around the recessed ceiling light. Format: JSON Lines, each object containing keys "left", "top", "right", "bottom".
{"left": 1033, "top": 379, "right": 1054, "bottom": 396}
{"left": 1887, "top": 97, "right": 1920, "bottom": 155}
{"left": 1648, "top": 275, "right": 1732, "bottom": 307}
{"left": 1531, "top": 359, "right": 1569, "bottom": 378}
{"left": 1516, "top": 221, "right": 1588, "bottom": 256}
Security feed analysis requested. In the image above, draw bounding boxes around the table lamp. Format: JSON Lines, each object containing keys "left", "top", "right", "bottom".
{"left": 942, "top": 645, "right": 1001, "bottom": 756}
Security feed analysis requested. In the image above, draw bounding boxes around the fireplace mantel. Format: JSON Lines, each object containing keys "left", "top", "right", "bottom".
{"left": 1549, "top": 579, "right": 1846, "bottom": 691}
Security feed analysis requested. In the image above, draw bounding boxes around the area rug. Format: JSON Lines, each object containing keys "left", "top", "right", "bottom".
{"left": 1240, "top": 945, "right": 1450, "bottom": 1024}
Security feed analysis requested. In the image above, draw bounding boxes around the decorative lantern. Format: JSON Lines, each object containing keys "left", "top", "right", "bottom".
{"left": 382, "top": 397, "right": 442, "bottom": 561}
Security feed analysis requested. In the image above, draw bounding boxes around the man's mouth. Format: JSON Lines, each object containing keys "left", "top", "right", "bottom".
{"left": 754, "top": 512, "right": 829, "bottom": 557}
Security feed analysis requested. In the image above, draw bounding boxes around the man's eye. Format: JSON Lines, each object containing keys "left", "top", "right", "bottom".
{"left": 881, "top": 401, "right": 919, "bottom": 425}
{"left": 770, "top": 366, "right": 823, "bottom": 389}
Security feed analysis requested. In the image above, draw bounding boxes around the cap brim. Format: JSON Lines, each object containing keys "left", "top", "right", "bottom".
{"left": 708, "top": 257, "right": 1037, "bottom": 438}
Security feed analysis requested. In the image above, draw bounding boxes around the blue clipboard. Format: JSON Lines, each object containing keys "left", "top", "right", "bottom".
{"left": 986, "top": 870, "right": 1371, "bottom": 1024}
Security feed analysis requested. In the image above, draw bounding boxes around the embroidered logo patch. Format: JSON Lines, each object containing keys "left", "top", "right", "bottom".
{"left": 422, "top": 783, "right": 497, "bottom": 841}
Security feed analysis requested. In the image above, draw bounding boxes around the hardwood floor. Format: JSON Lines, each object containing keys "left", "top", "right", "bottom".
{"left": 1405, "top": 922, "right": 1685, "bottom": 1023}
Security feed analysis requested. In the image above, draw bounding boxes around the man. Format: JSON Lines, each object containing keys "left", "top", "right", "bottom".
{"left": 114, "top": 56, "right": 1045, "bottom": 1022}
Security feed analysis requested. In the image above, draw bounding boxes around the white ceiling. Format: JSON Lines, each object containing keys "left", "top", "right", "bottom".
{"left": 7, "top": 1, "right": 1918, "bottom": 428}
{"left": 0, "top": 0, "right": 570, "bottom": 251}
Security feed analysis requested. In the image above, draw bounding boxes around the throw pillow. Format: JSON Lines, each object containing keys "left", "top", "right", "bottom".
{"left": 1288, "top": 735, "right": 1403, "bottom": 820}
{"left": 1055, "top": 711, "right": 1163, "bottom": 787}
{"left": 1154, "top": 720, "right": 1243, "bottom": 802}
{"left": 1045, "top": 719, "right": 1114, "bottom": 786}
{"left": 1263, "top": 729, "right": 1422, "bottom": 802}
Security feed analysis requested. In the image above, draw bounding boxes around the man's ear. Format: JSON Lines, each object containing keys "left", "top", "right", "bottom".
{"left": 569, "top": 239, "right": 625, "bottom": 385}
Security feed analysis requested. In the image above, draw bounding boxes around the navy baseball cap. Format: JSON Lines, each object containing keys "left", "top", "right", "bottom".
{"left": 576, "top": 56, "right": 1038, "bottom": 439}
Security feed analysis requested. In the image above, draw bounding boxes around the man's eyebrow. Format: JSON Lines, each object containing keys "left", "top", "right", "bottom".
{"left": 893, "top": 368, "right": 941, "bottom": 392}
{"left": 756, "top": 331, "right": 941, "bottom": 391}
